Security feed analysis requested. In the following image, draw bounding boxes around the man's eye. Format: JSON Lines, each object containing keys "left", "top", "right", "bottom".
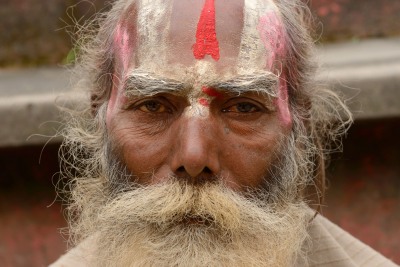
{"left": 222, "top": 102, "right": 261, "bottom": 113}
{"left": 138, "top": 100, "right": 168, "bottom": 113}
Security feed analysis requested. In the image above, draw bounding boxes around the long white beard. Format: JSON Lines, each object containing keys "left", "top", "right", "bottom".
{"left": 88, "top": 180, "right": 311, "bottom": 267}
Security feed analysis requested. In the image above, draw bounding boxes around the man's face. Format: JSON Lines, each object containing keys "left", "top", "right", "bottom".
{"left": 106, "top": 0, "right": 292, "bottom": 191}
{"left": 71, "top": 1, "right": 313, "bottom": 265}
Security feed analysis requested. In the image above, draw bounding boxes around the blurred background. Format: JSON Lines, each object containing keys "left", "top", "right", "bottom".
{"left": 0, "top": 0, "right": 399, "bottom": 266}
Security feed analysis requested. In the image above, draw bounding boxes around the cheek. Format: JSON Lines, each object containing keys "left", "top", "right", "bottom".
{"left": 121, "top": 138, "right": 162, "bottom": 175}
{"left": 219, "top": 126, "right": 284, "bottom": 189}
{"left": 109, "top": 120, "right": 172, "bottom": 182}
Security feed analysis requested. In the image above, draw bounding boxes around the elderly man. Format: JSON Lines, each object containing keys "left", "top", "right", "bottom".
{"left": 52, "top": 0, "right": 397, "bottom": 266}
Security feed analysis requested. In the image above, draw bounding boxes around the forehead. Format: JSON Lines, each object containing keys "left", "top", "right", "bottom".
{"left": 113, "top": 0, "right": 286, "bottom": 81}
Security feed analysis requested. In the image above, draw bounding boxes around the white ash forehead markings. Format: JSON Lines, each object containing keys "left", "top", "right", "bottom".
{"left": 237, "top": 0, "right": 266, "bottom": 73}
{"left": 193, "top": 61, "right": 219, "bottom": 81}
{"left": 136, "top": 0, "right": 174, "bottom": 71}
{"left": 184, "top": 102, "right": 210, "bottom": 119}
{"left": 187, "top": 94, "right": 210, "bottom": 115}
{"left": 237, "top": 0, "right": 283, "bottom": 74}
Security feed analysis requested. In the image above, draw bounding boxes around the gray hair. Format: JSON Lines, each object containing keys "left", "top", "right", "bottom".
{"left": 60, "top": 0, "right": 352, "bottom": 229}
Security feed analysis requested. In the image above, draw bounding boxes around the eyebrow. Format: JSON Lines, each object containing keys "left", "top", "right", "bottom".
{"left": 123, "top": 71, "right": 279, "bottom": 97}
{"left": 210, "top": 73, "right": 279, "bottom": 97}
{"left": 124, "top": 70, "right": 186, "bottom": 97}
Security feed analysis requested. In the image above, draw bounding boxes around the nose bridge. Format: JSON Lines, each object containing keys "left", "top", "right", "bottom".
{"left": 180, "top": 116, "right": 210, "bottom": 164}
{"left": 172, "top": 115, "right": 219, "bottom": 179}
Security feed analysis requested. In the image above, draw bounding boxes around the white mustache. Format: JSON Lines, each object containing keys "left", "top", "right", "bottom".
{"left": 100, "top": 179, "right": 244, "bottom": 231}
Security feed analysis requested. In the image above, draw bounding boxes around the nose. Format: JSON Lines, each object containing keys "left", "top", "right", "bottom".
{"left": 170, "top": 117, "right": 220, "bottom": 184}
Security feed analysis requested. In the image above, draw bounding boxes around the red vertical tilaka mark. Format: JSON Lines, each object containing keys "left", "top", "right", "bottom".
{"left": 192, "top": 0, "right": 220, "bottom": 61}
{"left": 198, "top": 98, "right": 210, "bottom": 106}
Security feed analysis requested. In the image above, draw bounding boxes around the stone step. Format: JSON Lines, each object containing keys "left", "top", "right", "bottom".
{"left": 317, "top": 37, "right": 400, "bottom": 120}
{"left": 1, "top": 37, "right": 399, "bottom": 147}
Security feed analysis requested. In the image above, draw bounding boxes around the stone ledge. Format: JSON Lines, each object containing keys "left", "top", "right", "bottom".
{"left": 317, "top": 38, "right": 400, "bottom": 120}
{"left": 1, "top": 38, "right": 399, "bottom": 147}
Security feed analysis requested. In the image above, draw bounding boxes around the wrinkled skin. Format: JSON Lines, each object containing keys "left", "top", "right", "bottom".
{"left": 106, "top": 0, "right": 292, "bottom": 191}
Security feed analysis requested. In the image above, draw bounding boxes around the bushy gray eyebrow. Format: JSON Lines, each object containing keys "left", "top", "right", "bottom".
{"left": 123, "top": 70, "right": 279, "bottom": 97}
{"left": 210, "top": 73, "right": 279, "bottom": 97}
{"left": 124, "top": 70, "right": 186, "bottom": 97}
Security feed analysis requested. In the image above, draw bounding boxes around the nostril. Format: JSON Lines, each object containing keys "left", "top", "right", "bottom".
{"left": 177, "top": 166, "right": 186, "bottom": 173}
{"left": 177, "top": 166, "right": 212, "bottom": 175}
{"left": 203, "top": 167, "right": 212, "bottom": 174}
{"left": 174, "top": 166, "right": 215, "bottom": 184}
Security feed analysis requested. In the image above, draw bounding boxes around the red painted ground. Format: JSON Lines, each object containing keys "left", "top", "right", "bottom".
{"left": 0, "top": 118, "right": 399, "bottom": 266}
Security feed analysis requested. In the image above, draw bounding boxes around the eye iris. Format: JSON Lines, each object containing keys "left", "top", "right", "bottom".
{"left": 237, "top": 103, "right": 255, "bottom": 113}
{"left": 145, "top": 101, "right": 161, "bottom": 112}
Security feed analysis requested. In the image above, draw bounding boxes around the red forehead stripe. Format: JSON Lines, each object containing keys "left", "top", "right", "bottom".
{"left": 192, "top": 0, "right": 220, "bottom": 61}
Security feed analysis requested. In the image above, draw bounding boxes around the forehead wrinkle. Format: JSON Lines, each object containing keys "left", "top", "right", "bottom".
{"left": 123, "top": 71, "right": 187, "bottom": 97}
{"left": 210, "top": 72, "right": 279, "bottom": 97}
